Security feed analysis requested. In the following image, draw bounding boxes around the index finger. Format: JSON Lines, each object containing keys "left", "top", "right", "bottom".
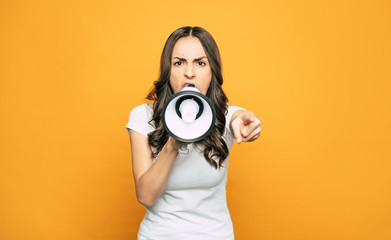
{"left": 231, "top": 118, "right": 244, "bottom": 144}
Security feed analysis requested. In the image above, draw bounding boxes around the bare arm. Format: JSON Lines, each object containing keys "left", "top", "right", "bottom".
{"left": 128, "top": 129, "right": 182, "bottom": 207}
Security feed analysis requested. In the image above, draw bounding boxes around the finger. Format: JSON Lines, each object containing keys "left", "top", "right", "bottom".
{"left": 240, "top": 120, "right": 260, "bottom": 138}
{"left": 242, "top": 112, "right": 255, "bottom": 125}
{"left": 231, "top": 119, "right": 244, "bottom": 144}
{"left": 243, "top": 126, "right": 261, "bottom": 142}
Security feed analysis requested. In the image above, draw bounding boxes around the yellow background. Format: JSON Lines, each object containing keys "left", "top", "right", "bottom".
{"left": 1, "top": 0, "right": 390, "bottom": 239}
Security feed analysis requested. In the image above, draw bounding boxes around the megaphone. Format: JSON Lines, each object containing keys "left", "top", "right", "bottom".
{"left": 161, "top": 84, "right": 216, "bottom": 143}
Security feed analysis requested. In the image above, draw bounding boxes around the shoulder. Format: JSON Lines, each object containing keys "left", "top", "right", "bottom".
{"left": 126, "top": 103, "right": 154, "bottom": 136}
{"left": 128, "top": 104, "right": 154, "bottom": 122}
{"left": 130, "top": 103, "right": 153, "bottom": 116}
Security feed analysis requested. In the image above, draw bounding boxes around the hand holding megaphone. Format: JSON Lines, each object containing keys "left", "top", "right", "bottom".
{"left": 161, "top": 84, "right": 216, "bottom": 143}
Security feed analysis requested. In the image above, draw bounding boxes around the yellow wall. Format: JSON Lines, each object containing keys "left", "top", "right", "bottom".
{"left": 1, "top": 0, "right": 390, "bottom": 239}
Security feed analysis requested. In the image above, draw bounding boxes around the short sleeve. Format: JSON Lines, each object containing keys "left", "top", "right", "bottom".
{"left": 225, "top": 105, "right": 246, "bottom": 137}
{"left": 126, "top": 104, "right": 149, "bottom": 137}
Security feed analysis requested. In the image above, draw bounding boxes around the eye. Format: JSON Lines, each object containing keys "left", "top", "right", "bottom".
{"left": 173, "top": 61, "right": 183, "bottom": 66}
{"left": 197, "top": 61, "right": 206, "bottom": 66}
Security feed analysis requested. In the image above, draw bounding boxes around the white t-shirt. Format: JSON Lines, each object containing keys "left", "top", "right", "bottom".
{"left": 126, "top": 103, "right": 244, "bottom": 240}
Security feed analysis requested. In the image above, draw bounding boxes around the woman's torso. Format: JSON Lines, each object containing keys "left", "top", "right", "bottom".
{"left": 127, "top": 103, "right": 242, "bottom": 240}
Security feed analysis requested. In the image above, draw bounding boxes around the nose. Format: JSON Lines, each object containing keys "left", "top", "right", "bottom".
{"left": 184, "top": 64, "right": 195, "bottom": 79}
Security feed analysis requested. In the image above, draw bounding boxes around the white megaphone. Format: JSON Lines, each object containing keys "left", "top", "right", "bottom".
{"left": 161, "top": 84, "right": 216, "bottom": 143}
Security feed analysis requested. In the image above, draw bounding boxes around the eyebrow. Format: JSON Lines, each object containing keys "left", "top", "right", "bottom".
{"left": 173, "top": 56, "right": 208, "bottom": 62}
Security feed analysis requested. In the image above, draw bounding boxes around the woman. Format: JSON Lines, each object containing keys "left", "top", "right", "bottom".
{"left": 126, "top": 26, "right": 261, "bottom": 240}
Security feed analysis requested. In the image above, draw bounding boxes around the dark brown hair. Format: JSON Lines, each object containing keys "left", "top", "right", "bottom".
{"left": 146, "top": 26, "right": 229, "bottom": 168}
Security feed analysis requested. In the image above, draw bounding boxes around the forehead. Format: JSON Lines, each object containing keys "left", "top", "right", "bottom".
{"left": 172, "top": 37, "right": 207, "bottom": 58}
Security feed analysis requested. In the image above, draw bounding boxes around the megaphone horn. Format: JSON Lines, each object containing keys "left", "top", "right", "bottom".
{"left": 161, "top": 84, "right": 216, "bottom": 143}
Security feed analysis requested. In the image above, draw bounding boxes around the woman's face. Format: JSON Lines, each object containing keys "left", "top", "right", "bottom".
{"left": 169, "top": 36, "right": 212, "bottom": 95}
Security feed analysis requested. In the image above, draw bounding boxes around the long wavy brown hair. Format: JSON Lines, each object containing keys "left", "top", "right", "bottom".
{"left": 146, "top": 26, "right": 229, "bottom": 169}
